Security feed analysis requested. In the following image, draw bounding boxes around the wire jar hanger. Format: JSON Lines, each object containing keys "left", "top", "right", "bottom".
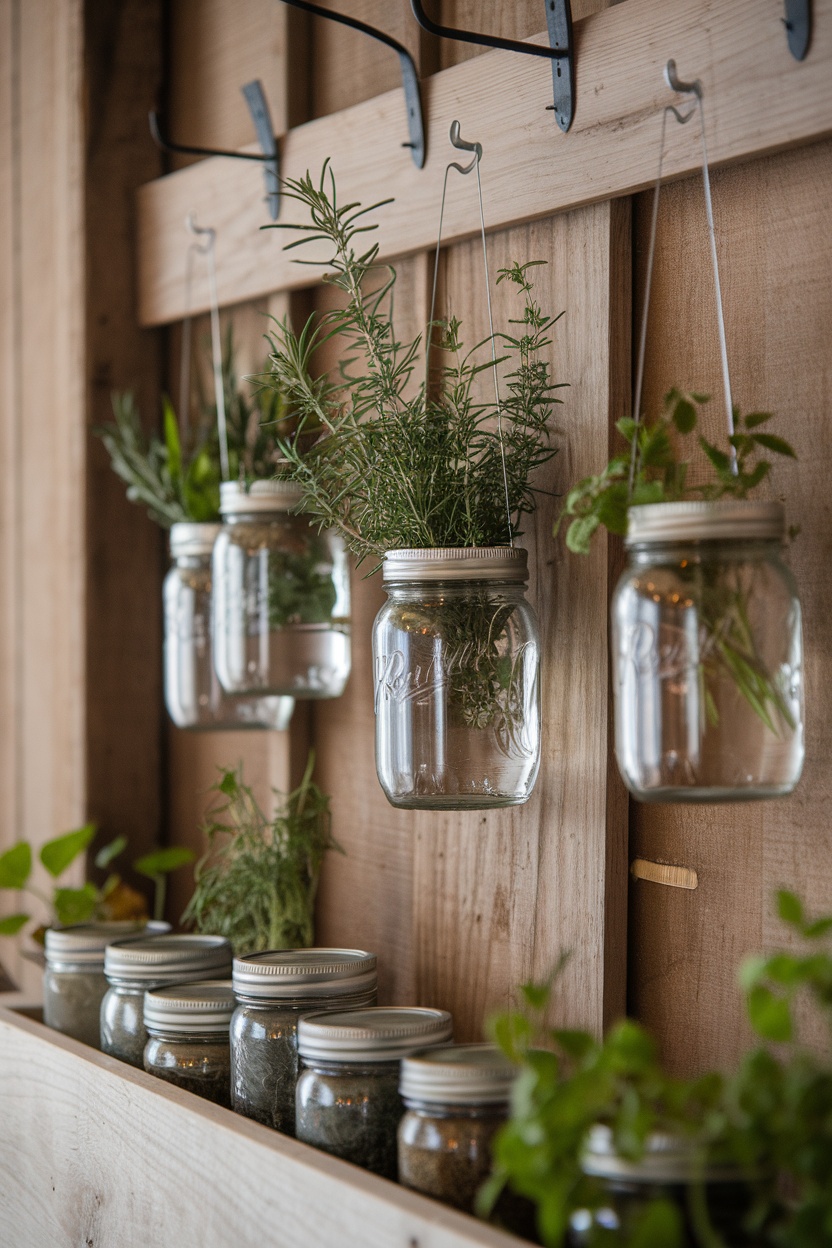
{"left": 179, "top": 215, "right": 230, "bottom": 482}
{"left": 630, "top": 60, "right": 737, "bottom": 496}
{"left": 427, "top": 121, "right": 513, "bottom": 547}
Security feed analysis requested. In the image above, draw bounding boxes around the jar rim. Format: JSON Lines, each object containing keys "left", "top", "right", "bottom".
{"left": 219, "top": 478, "right": 304, "bottom": 515}
{"left": 382, "top": 547, "right": 528, "bottom": 584}
{"left": 232, "top": 948, "right": 377, "bottom": 1000}
{"left": 298, "top": 1007, "right": 453, "bottom": 1062}
{"left": 399, "top": 1043, "right": 515, "bottom": 1103}
{"left": 143, "top": 979, "right": 235, "bottom": 1034}
{"left": 581, "top": 1124, "right": 746, "bottom": 1184}
{"left": 626, "top": 500, "right": 784, "bottom": 546}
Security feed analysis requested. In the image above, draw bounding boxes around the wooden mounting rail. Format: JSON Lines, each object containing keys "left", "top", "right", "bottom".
{"left": 137, "top": 0, "right": 832, "bottom": 326}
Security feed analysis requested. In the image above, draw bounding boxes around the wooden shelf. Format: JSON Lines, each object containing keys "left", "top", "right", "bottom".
{"left": 0, "top": 1004, "right": 523, "bottom": 1248}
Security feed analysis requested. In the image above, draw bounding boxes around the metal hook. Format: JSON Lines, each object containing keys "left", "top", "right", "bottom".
{"left": 410, "top": 0, "right": 575, "bottom": 132}
{"left": 447, "top": 120, "right": 482, "bottom": 175}
{"left": 150, "top": 80, "right": 280, "bottom": 220}
{"left": 276, "top": 0, "right": 426, "bottom": 167}
{"left": 663, "top": 61, "right": 701, "bottom": 125}
{"left": 185, "top": 213, "right": 215, "bottom": 253}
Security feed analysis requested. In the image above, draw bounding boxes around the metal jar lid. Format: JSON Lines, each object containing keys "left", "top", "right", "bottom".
{"left": 105, "top": 934, "right": 232, "bottom": 984}
{"left": 626, "top": 500, "right": 785, "bottom": 546}
{"left": 44, "top": 920, "right": 171, "bottom": 967}
{"left": 400, "top": 1043, "right": 515, "bottom": 1105}
{"left": 382, "top": 546, "right": 528, "bottom": 583}
{"left": 581, "top": 1125, "right": 744, "bottom": 1184}
{"left": 232, "top": 948, "right": 377, "bottom": 1001}
{"left": 143, "top": 979, "right": 235, "bottom": 1036}
{"left": 219, "top": 478, "right": 304, "bottom": 516}
{"left": 169, "top": 522, "right": 221, "bottom": 559}
{"left": 298, "top": 1007, "right": 453, "bottom": 1064}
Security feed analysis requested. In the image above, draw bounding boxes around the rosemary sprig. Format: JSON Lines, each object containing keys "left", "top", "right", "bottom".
{"left": 262, "top": 163, "right": 565, "bottom": 567}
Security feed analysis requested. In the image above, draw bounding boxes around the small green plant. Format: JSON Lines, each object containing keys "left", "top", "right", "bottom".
{"left": 483, "top": 890, "right": 832, "bottom": 1248}
{"left": 96, "top": 331, "right": 290, "bottom": 528}
{"left": 181, "top": 751, "right": 340, "bottom": 955}
{"left": 0, "top": 827, "right": 194, "bottom": 940}
{"left": 263, "top": 163, "right": 563, "bottom": 567}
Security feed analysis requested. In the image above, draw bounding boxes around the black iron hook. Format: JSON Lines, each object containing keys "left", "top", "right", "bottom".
{"left": 409, "top": 0, "right": 574, "bottom": 132}
{"left": 277, "top": 0, "right": 426, "bottom": 168}
{"left": 783, "top": 0, "right": 812, "bottom": 59}
{"left": 150, "top": 80, "right": 280, "bottom": 219}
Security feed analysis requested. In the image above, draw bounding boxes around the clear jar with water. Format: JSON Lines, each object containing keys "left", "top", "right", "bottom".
{"left": 612, "top": 501, "right": 804, "bottom": 801}
{"left": 212, "top": 481, "right": 350, "bottom": 699}
{"left": 164, "top": 522, "right": 294, "bottom": 730}
{"left": 230, "top": 948, "right": 377, "bottom": 1135}
{"left": 373, "top": 547, "right": 540, "bottom": 809}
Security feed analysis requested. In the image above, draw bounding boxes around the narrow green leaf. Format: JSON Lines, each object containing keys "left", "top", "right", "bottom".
{"left": 40, "top": 824, "right": 96, "bottom": 879}
{"left": 671, "top": 396, "right": 697, "bottom": 435}
{"left": 162, "top": 396, "right": 182, "bottom": 484}
{"left": 743, "top": 410, "right": 774, "bottom": 428}
{"left": 804, "top": 916, "right": 832, "bottom": 939}
{"left": 0, "top": 913, "right": 30, "bottom": 936}
{"left": 777, "top": 889, "right": 804, "bottom": 928}
{"left": 752, "top": 432, "right": 797, "bottom": 458}
{"left": 133, "top": 846, "right": 196, "bottom": 878}
{"left": 699, "top": 437, "right": 732, "bottom": 474}
{"left": 0, "top": 843, "right": 32, "bottom": 890}
{"left": 746, "top": 983, "right": 792, "bottom": 1042}
{"left": 94, "top": 835, "right": 127, "bottom": 870}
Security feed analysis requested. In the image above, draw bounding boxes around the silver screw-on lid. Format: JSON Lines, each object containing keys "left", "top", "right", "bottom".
{"left": 143, "top": 979, "right": 235, "bottom": 1035}
{"left": 298, "top": 1007, "right": 453, "bottom": 1063}
{"left": 105, "top": 934, "right": 232, "bottom": 983}
{"left": 626, "top": 500, "right": 785, "bottom": 546}
{"left": 169, "top": 522, "right": 222, "bottom": 558}
{"left": 219, "top": 478, "right": 304, "bottom": 515}
{"left": 382, "top": 546, "right": 528, "bottom": 583}
{"left": 44, "top": 920, "right": 171, "bottom": 967}
{"left": 581, "top": 1125, "right": 744, "bottom": 1183}
{"left": 399, "top": 1043, "right": 515, "bottom": 1105}
{"left": 232, "top": 948, "right": 377, "bottom": 1001}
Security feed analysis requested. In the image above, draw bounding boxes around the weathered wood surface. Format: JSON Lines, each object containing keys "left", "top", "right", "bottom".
{"left": 0, "top": 1006, "right": 523, "bottom": 1248}
{"left": 627, "top": 139, "right": 832, "bottom": 1072}
{"left": 137, "top": 0, "right": 832, "bottom": 324}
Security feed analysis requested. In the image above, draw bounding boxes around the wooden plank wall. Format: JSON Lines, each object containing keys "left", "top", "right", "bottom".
{"left": 161, "top": 0, "right": 629, "bottom": 1036}
{"left": 628, "top": 141, "right": 832, "bottom": 1071}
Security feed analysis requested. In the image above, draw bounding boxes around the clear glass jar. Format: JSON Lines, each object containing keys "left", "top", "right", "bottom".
{"left": 373, "top": 547, "right": 540, "bottom": 809}
{"left": 568, "top": 1127, "right": 759, "bottom": 1246}
{"left": 295, "top": 1007, "right": 453, "bottom": 1179}
{"left": 164, "top": 522, "right": 295, "bottom": 730}
{"left": 100, "top": 934, "right": 232, "bottom": 1067}
{"left": 143, "top": 980, "right": 234, "bottom": 1106}
{"left": 230, "top": 948, "right": 377, "bottom": 1135}
{"left": 612, "top": 501, "right": 804, "bottom": 801}
{"left": 42, "top": 920, "right": 169, "bottom": 1047}
{"left": 398, "top": 1044, "right": 513, "bottom": 1214}
{"left": 212, "top": 480, "right": 351, "bottom": 699}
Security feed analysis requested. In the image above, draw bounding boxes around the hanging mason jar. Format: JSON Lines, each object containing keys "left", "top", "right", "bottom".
{"left": 212, "top": 481, "right": 351, "bottom": 699}
{"left": 612, "top": 501, "right": 804, "bottom": 801}
{"left": 568, "top": 1126, "right": 758, "bottom": 1246}
{"left": 373, "top": 547, "right": 540, "bottom": 809}
{"left": 164, "top": 522, "right": 295, "bottom": 730}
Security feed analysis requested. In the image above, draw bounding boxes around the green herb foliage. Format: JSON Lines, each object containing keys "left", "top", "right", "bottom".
{"left": 95, "top": 330, "right": 291, "bottom": 528}
{"left": 557, "top": 389, "right": 796, "bottom": 556}
{"left": 263, "top": 164, "right": 563, "bottom": 566}
{"left": 181, "top": 751, "right": 340, "bottom": 955}
{"left": 483, "top": 891, "right": 832, "bottom": 1248}
{"left": 0, "top": 827, "right": 193, "bottom": 937}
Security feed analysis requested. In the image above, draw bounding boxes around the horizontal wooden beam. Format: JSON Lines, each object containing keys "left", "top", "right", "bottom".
{"left": 0, "top": 1007, "right": 520, "bottom": 1248}
{"left": 137, "top": 0, "right": 832, "bottom": 325}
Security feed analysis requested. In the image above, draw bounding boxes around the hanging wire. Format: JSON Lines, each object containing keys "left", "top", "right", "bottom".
{"left": 179, "top": 214, "right": 230, "bottom": 482}
{"left": 630, "top": 60, "right": 736, "bottom": 496}
{"left": 427, "top": 121, "right": 513, "bottom": 547}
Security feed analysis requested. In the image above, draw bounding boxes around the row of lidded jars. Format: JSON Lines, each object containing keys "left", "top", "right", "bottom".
{"left": 169, "top": 485, "right": 805, "bottom": 806}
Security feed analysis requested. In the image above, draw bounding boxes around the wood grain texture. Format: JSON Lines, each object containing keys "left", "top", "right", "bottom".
{"left": 412, "top": 204, "right": 630, "bottom": 1038}
{"left": 628, "top": 140, "right": 832, "bottom": 1072}
{"left": 84, "top": 0, "right": 166, "bottom": 879}
{"left": 309, "top": 0, "right": 421, "bottom": 118}
{"left": 0, "top": 1007, "right": 521, "bottom": 1248}
{"left": 137, "top": 0, "right": 832, "bottom": 325}
{"left": 438, "top": 0, "right": 610, "bottom": 69}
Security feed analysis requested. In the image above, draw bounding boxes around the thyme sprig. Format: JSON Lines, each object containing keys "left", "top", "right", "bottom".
{"left": 263, "top": 163, "right": 564, "bottom": 567}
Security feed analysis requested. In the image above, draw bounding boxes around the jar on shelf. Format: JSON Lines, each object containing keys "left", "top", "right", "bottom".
{"left": 164, "top": 521, "right": 295, "bottom": 731}
{"left": 398, "top": 1043, "right": 514, "bottom": 1214}
{"left": 568, "top": 1126, "right": 758, "bottom": 1246}
{"left": 100, "top": 934, "right": 232, "bottom": 1068}
{"left": 373, "top": 547, "right": 540, "bottom": 810}
{"left": 212, "top": 481, "right": 351, "bottom": 699}
{"left": 143, "top": 980, "right": 235, "bottom": 1106}
{"left": 43, "top": 920, "right": 170, "bottom": 1048}
{"left": 295, "top": 1007, "right": 453, "bottom": 1180}
{"left": 230, "top": 948, "right": 377, "bottom": 1135}
{"left": 612, "top": 501, "right": 804, "bottom": 801}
